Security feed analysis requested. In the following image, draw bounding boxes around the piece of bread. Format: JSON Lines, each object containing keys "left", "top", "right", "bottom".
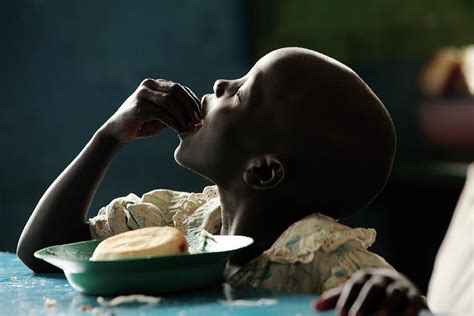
{"left": 90, "top": 226, "right": 188, "bottom": 261}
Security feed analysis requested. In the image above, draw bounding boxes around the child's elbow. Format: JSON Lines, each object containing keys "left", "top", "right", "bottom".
{"left": 16, "top": 241, "right": 59, "bottom": 273}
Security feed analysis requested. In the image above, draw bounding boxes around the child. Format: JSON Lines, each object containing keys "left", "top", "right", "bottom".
{"left": 17, "top": 47, "right": 396, "bottom": 294}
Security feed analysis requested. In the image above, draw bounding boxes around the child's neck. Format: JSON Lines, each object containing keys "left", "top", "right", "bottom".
{"left": 217, "top": 185, "right": 305, "bottom": 277}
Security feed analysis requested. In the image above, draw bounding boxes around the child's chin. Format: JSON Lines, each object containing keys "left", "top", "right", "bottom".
{"left": 173, "top": 145, "right": 185, "bottom": 166}
{"left": 174, "top": 145, "right": 194, "bottom": 169}
{"left": 174, "top": 147, "right": 210, "bottom": 180}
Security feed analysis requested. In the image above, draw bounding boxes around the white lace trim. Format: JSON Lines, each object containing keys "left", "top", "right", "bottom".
{"left": 263, "top": 213, "right": 376, "bottom": 264}
{"left": 173, "top": 186, "right": 219, "bottom": 233}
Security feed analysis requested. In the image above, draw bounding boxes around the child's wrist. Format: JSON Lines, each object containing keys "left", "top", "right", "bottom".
{"left": 94, "top": 127, "right": 126, "bottom": 151}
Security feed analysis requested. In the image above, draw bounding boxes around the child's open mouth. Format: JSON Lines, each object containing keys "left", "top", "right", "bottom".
{"left": 178, "top": 119, "right": 203, "bottom": 138}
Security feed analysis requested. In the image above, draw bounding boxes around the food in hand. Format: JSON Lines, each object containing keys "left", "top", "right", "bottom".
{"left": 90, "top": 227, "right": 188, "bottom": 261}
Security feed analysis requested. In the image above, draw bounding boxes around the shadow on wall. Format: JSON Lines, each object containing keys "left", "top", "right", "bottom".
{"left": 0, "top": 0, "right": 250, "bottom": 252}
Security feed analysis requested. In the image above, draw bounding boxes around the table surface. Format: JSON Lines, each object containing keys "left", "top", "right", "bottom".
{"left": 1, "top": 252, "right": 328, "bottom": 315}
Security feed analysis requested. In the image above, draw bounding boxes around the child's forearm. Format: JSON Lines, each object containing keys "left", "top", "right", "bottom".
{"left": 17, "top": 79, "right": 200, "bottom": 273}
{"left": 16, "top": 127, "right": 124, "bottom": 272}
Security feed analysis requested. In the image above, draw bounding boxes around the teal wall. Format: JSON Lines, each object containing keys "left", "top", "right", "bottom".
{"left": 1, "top": 0, "right": 250, "bottom": 251}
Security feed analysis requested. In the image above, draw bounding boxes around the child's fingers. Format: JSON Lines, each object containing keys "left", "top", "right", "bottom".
{"left": 160, "top": 91, "right": 195, "bottom": 130}
{"left": 151, "top": 106, "right": 184, "bottom": 132}
{"left": 313, "top": 286, "right": 342, "bottom": 310}
{"left": 138, "top": 120, "right": 166, "bottom": 138}
{"left": 153, "top": 79, "right": 201, "bottom": 124}
{"left": 182, "top": 85, "right": 200, "bottom": 103}
{"left": 181, "top": 85, "right": 203, "bottom": 120}
{"left": 137, "top": 99, "right": 183, "bottom": 132}
{"left": 137, "top": 86, "right": 190, "bottom": 131}
{"left": 381, "top": 281, "right": 408, "bottom": 312}
{"left": 348, "top": 276, "right": 390, "bottom": 316}
{"left": 402, "top": 291, "right": 428, "bottom": 316}
{"left": 182, "top": 85, "right": 202, "bottom": 116}
{"left": 336, "top": 271, "right": 372, "bottom": 315}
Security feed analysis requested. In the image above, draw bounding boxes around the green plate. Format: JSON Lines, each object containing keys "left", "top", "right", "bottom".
{"left": 34, "top": 235, "right": 253, "bottom": 296}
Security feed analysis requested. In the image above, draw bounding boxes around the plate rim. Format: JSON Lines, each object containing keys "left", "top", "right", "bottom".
{"left": 34, "top": 234, "right": 254, "bottom": 264}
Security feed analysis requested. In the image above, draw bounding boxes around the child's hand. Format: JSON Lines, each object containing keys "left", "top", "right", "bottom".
{"left": 101, "top": 79, "right": 202, "bottom": 143}
{"left": 314, "top": 268, "right": 428, "bottom": 316}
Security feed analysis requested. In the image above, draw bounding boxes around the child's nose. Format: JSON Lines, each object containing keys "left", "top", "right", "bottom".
{"left": 213, "top": 79, "right": 230, "bottom": 97}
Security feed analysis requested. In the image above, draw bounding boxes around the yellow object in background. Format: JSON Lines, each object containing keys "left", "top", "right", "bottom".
{"left": 419, "top": 45, "right": 474, "bottom": 97}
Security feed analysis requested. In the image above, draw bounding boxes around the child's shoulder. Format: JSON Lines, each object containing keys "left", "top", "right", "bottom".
{"left": 263, "top": 213, "right": 377, "bottom": 264}
{"left": 229, "top": 213, "right": 391, "bottom": 294}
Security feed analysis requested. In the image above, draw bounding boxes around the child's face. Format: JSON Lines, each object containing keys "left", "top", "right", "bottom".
{"left": 175, "top": 47, "right": 395, "bottom": 216}
{"left": 174, "top": 51, "right": 280, "bottom": 185}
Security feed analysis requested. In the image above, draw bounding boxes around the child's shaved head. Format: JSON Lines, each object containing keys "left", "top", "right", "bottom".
{"left": 263, "top": 48, "right": 396, "bottom": 217}
{"left": 176, "top": 47, "right": 396, "bottom": 218}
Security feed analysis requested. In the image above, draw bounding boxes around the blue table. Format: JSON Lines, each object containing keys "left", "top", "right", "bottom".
{"left": 1, "top": 252, "right": 328, "bottom": 315}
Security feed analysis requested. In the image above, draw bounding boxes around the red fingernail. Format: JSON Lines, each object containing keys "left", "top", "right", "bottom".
{"left": 315, "top": 298, "right": 330, "bottom": 310}
{"left": 313, "top": 298, "right": 322, "bottom": 310}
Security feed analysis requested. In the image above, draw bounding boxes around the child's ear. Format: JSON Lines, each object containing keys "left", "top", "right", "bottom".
{"left": 243, "top": 155, "right": 285, "bottom": 190}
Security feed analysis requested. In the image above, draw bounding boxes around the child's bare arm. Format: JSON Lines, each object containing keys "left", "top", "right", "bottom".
{"left": 16, "top": 129, "right": 124, "bottom": 272}
{"left": 17, "top": 79, "right": 201, "bottom": 272}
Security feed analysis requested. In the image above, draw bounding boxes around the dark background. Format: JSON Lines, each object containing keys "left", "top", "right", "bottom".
{"left": 1, "top": 0, "right": 473, "bottom": 293}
